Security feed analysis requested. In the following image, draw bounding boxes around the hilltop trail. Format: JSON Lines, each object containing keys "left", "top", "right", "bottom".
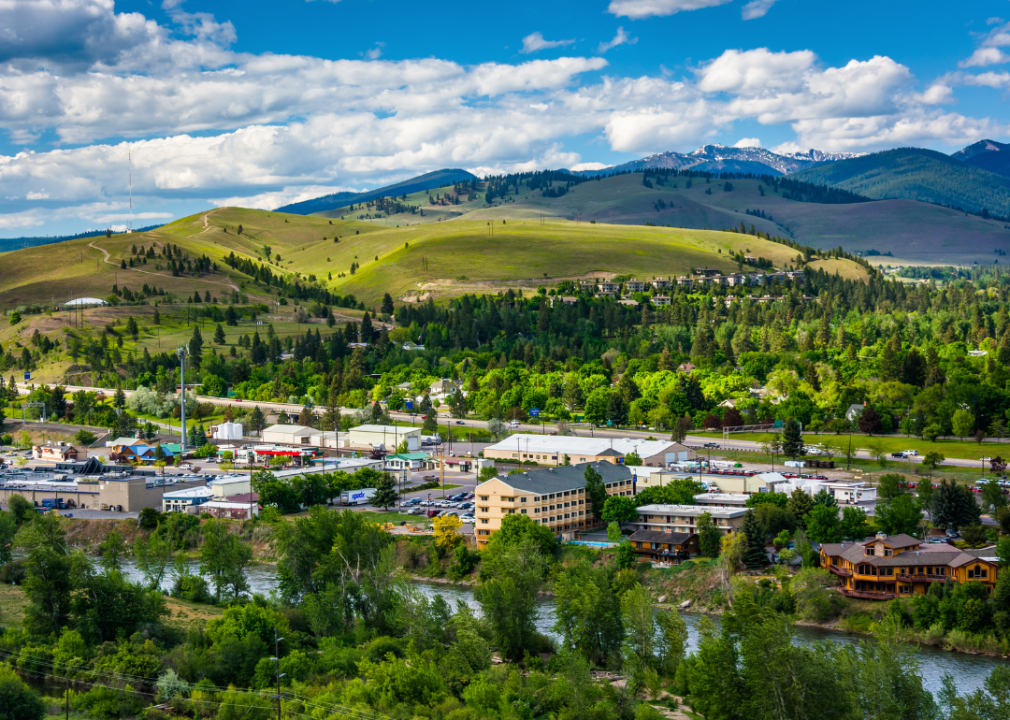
{"left": 88, "top": 217, "right": 241, "bottom": 293}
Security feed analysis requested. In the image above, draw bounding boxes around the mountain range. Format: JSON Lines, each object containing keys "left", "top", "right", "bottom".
{"left": 577, "top": 144, "right": 865, "bottom": 177}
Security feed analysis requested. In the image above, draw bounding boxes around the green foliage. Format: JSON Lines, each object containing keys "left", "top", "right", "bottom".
{"left": 697, "top": 511, "right": 722, "bottom": 557}
{"left": 584, "top": 464, "right": 607, "bottom": 521}
{"left": 805, "top": 504, "right": 841, "bottom": 544}
{"left": 601, "top": 495, "right": 638, "bottom": 524}
{"left": 635, "top": 478, "right": 705, "bottom": 506}
{"left": 874, "top": 493, "right": 924, "bottom": 537}
{"left": 0, "top": 663, "right": 44, "bottom": 720}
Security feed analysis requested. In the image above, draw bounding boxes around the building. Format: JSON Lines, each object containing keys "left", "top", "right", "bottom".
{"left": 187, "top": 500, "right": 259, "bottom": 520}
{"left": 385, "top": 452, "right": 431, "bottom": 471}
{"left": 347, "top": 424, "right": 422, "bottom": 450}
{"left": 162, "top": 485, "right": 215, "bottom": 513}
{"left": 820, "top": 533, "right": 1001, "bottom": 600}
{"left": 598, "top": 282, "right": 618, "bottom": 294}
{"left": 652, "top": 278, "right": 671, "bottom": 289}
{"left": 208, "top": 476, "right": 252, "bottom": 498}
{"left": 402, "top": 341, "right": 425, "bottom": 351}
{"left": 115, "top": 444, "right": 172, "bottom": 465}
{"left": 634, "top": 503, "right": 749, "bottom": 535}
{"left": 32, "top": 443, "right": 81, "bottom": 462}
{"left": 474, "top": 462, "right": 634, "bottom": 548}
{"left": 693, "top": 493, "right": 749, "bottom": 507}
{"left": 628, "top": 530, "right": 698, "bottom": 564}
{"left": 483, "top": 434, "right": 694, "bottom": 467}
{"left": 627, "top": 280, "right": 646, "bottom": 293}
{"left": 262, "top": 425, "right": 318, "bottom": 445}
{"left": 0, "top": 467, "right": 203, "bottom": 512}
{"left": 426, "top": 379, "right": 460, "bottom": 401}
{"left": 651, "top": 295, "right": 671, "bottom": 306}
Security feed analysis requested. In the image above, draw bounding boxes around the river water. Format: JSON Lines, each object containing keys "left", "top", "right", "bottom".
{"left": 119, "top": 561, "right": 1005, "bottom": 696}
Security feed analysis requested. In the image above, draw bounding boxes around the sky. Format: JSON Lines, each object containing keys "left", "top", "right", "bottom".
{"left": 1, "top": 0, "right": 1009, "bottom": 236}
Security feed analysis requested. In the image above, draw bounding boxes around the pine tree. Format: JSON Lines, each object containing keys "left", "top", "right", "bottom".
{"left": 740, "top": 510, "right": 768, "bottom": 568}
{"left": 781, "top": 418, "right": 803, "bottom": 458}
{"left": 189, "top": 326, "right": 203, "bottom": 361}
{"left": 213, "top": 324, "right": 226, "bottom": 345}
{"left": 584, "top": 464, "right": 608, "bottom": 523}
{"left": 371, "top": 472, "right": 399, "bottom": 510}
{"left": 786, "top": 489, "right": 815, "bottom": 528}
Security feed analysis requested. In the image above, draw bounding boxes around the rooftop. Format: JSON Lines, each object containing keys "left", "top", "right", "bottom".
{"left": 350, "top": 424, "right": 420, "bottom": 434}
{"left": 163, "top": 486, "right": 214, "bottom": 499}
{"left": 628, "top": 530, "right": 696, "bottom": 545}
{"left": 263, "top": 424, "right": 316, "bottom": 434}
{"left": 483, "top": 461, "right": 632, "bottom": 496}
{"left": 693, "top": 493, "right": 749, "bottom": 505}
{"left": 637, "top": 503, "right": 749, "bottom": 518}
{"left": 485, "top": 434, "right": 682, "bottom": 458}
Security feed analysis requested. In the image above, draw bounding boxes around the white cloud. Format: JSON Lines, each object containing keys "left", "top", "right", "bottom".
{"left": 989, "top": 17, "right": 1006, "bottom": 26}
{"left": 570, "top": 161, "right": 610, "bottom": 171}
{"left": 741, "top": 0, "right": 780, "bottom": 20}
{"left": 521, "top": 32, "right": 575, "bottom": 54}
{"left": 733, "top": 137, "right": 761, "bottom": 147}
{"left": 607, "top": 0, "right": 731, "bottom": 19}
{"left": 959, "top": 47, "right": 1010, "bottom": 68}
{"left": 26, "top": 191, "right": 49, "bottom": 200}
{"left": 598, "top": 27, "right": 637, "bottom": 54}
{"left": 914, "top": 84, "right": 953, "bottom": 105}
{"left": 361, "top": 42, "right": 385, "bottom": 60}
{"left": 956, "top": 70, "right": 1010, "bottom": 88}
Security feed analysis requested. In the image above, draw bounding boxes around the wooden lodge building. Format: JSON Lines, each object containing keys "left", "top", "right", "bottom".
{"left": 820, "top": 533, "right": 1000, "bottom": 600}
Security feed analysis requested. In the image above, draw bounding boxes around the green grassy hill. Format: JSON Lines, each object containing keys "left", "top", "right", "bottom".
{"left": 319, "top": 171, "right": 1010, "bottom": 264}
{"left": 0, "top": 202, "right": 868, "bottom": 313}
{"left": 793, "top": 148, "right": 1010, "bottom": 219}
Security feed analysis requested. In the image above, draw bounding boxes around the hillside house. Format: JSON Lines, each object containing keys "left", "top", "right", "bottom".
{"left": 652, "top": 295, "right": 671, "bottom": 306}
{"left": 33, "top": 443, "right": 80, "bottom": 462}
{"left": 627, "top": 280, "right": 646, "bottom": 292}
{"left": 628, "top": 530, "right": 699, "bottom": 564}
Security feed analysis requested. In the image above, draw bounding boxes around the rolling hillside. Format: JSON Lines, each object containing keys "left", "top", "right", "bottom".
{"left": 0, "top": 200, "right": 868, "bottom": 313}
{"left": 793, "top": 148, "right": 1010, "bottom": 219}
{"left": 335, "top": 171, "right": 1010, "bottom": 264}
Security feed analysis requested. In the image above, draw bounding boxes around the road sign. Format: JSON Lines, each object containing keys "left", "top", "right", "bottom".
{"left": 529, "top": 408, "right": 540, "bottom": 417}
{"left": 23, "top": 371, "right": 29, "bottom": 381}
{"left": 405, "top": 400, "right": 414, "bottom": 411}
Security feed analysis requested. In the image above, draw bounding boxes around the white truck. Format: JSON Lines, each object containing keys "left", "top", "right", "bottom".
{"left": 340, "top": 488, "right": 376, "bottom": 506}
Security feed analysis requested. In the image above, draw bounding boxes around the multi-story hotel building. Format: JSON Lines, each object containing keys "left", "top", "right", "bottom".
{"left": 633, "top": 503, "right": 749, "bottom": 535}
{"left": 474, "top": 462, "right": 634, "bottom": 548}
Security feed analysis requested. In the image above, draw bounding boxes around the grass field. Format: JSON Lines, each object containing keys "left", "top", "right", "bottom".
{"left": 706, "top": 430, "right": 1004, "bottom": 467}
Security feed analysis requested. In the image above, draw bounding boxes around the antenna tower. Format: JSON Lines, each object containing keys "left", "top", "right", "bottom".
{"left": 127, "top": 149, "right": 133, "bottom": 234}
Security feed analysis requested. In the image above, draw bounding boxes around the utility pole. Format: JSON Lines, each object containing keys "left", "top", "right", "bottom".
{"left": 273, "top": 629, "right": 285, "bottom": 720}
{"left": 178, "top": 346, "right": 188, "bottom": 452}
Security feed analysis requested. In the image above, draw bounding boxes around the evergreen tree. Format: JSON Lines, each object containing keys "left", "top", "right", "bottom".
{"left": 786, "top": 489, "right": 815, "bottom": 528}
{"left": 213, "top": 323, "right": 226, "bottom": 344}
{"left": 740, "top": 510, "right": 768, "bottom": 567}
{"left": 584, "top": 464, "right": 608, "bottom": 523}
{"left": 381, "top": 293, "right": 395, "bottom": 315}
{"left": 249, "top": 406, "right": 265, "bottom": 433}
{"left": 371, "top": 472, "right": 399, "bottom": 510}
{"left": 422, "top": 406, "right": 439, "bottom": 434}
{"left": 697, "top": 512, "right": 722, "bottom": 557}
{"left": 189, "top": 326, "right": 203, "bottom": 361}
{"left": 781, "top": 418, "right": 803, "bottom": 458}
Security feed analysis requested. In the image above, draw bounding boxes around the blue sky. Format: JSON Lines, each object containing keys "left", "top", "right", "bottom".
{"left": 0, "top": 0, "right": 1008, "bottom": 236}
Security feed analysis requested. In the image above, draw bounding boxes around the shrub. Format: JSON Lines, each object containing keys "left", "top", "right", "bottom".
{"left": 74, "top": 684, "right": 144, "bottom": 718}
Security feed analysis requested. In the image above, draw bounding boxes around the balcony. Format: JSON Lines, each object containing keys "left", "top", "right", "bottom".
{"left": 897, "top": 573, "right": 948, "bottom": 583}
{"left": 839, "top": 587, "right": 895, "bottom": 601}
{"left": 827, "top": 564, "right": 852, "bottom": 578}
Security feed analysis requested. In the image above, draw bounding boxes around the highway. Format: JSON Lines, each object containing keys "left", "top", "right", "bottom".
{"left": 10, "top": 382, "right": 992, "bottom": 472}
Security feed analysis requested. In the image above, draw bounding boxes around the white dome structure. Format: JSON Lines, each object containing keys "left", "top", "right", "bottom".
{"left": 63, "top": 297, "right": 108, "bottom": 307}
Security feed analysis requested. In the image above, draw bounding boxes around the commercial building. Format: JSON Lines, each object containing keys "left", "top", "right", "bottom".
{"left": 633, "top": 504, "right": 749, "bottom": 535}
{"left": 474, "top": 461, "right": 634, "bottom": 548}
{"left": 628, "top": 530, "right": 698, "bottom": 564}
{"left": 0, "top": 467, "right": 203, "bottom": 512}
{"left": 384, "top": 452, "right": 431, "bottom": 471}
{"left": 820, "top": 533, "right": 1001, "bottom": 600}
{"left": 208, "top": 476, "right": 252, "bottom": 498}
{"left": 346, "top": 424, "right": 421, "bottom": 450}
{"left": 262, "top": 425, "right": 318, "bottom": 445}
{"left": 162, "top": 486, "right": 215, "bottom": 513}
{"left": 187, "top": 500, "right": 259, "bottom": 520}
{"left": 32, "top": 443, "right": 81, "bottom": 462}
{"left": 693, "top": 493, "right": 749, "bottom": 507}
{"left": 483, "top": 435, "right": 694, "bottom": 467}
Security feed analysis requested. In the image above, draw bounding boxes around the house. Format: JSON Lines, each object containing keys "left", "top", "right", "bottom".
{"left": 845, "top": 403, "right": 865, "bottom": 423}
{"left": 820, "top": 533, "right": 1001, "bottom": 600}
{"left": 482, "top": 434, "right": 694, "bottom": 467}
{"left": 598, "top": 282, "right": 618, "bottom": 294}
{"left": 677, "top": 363, "right": 696, "bottom": 373}
{"left": 427, "top": 378, "right": 460, "bottom": 401}
{"left": 115, "top": 444, "right": 169, "bottom": 464}
{"left": 262, "top": 424, "right": 318, "bottom": 445}
{"left": 652, "top": 278, "right": 671, "bottom": 289}
{"left": 694, "top": 268, "right": 720, "bottom": 276}
{"left": 162, "top": 485, "right": 214, "bottom": 513}
{"left": 33, "top": 443, "right": 80, "bottom": 462}
{"left": 627, "top": 280, "right": 646, "bottom": 293}
{"left": 652, "top": 295, "right": 671, "bottom": 306}
{"left": 628, "top": 530, "right": 699, "bottom": 564}
{"left": 619, "top": 299, "right": 641, "bottom": 308}
{"left": 633, "top": 504, "right": 749, "bottom": 535}
{"left": 402, "top": 341, "right": 426, "bottom": 351}
{"left": 676, "top": 277, "right": 693, "bottom": 288}
{"left": 474, "top": 462, "right": 634, "bottom": 548}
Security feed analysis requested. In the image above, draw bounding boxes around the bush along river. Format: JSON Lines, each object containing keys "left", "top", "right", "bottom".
{"left": 118, "top": 561, "right": 1005, "bottom": 695}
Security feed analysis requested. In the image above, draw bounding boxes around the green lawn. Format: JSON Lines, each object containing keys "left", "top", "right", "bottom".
{"left": 708, "top": 431, "right": 1004, "bottom": 467}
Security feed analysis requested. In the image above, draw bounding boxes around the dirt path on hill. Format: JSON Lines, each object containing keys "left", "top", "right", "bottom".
{"left": 88, "top": 212, "right": 241, "bottom": 293}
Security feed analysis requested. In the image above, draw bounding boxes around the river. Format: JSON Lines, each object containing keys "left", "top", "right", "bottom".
{"left": 118, "top": 559, "right": 1007, "bottom": 695}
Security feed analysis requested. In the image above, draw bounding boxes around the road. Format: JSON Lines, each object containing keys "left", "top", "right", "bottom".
{"left": 11, "top": 383, "right": 993, "bottom": 471}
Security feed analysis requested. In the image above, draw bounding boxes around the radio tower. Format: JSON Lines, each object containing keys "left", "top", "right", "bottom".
{"left": 127, "top": 149, "right": 133, "bottom": 234}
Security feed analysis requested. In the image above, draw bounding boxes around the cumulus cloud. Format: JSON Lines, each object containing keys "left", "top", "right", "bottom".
{"left": 607, "top": 0, "right": 731, "bottom": 19}
{"left": 959, "top": 47, "right": 1010, "bottom": 68}
{"left": 521, "top": 32, "right": 575, "bottom": 54}
{"left": 598, "top": 27, "right": 637, "bottom": 54}
{"left": 733, "top": 137, "right": 761, "bottom": 147}
{"left": 741, "top": 0, "right": 780, "bottom": 20}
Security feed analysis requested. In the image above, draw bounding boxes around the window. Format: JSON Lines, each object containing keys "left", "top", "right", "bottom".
{"left": 880, "top": 567, "right": 893, "bottom": 576}
{"left": 520, "top": 497, "right": 527, "bottom": 503}
{"left": 884, "top": 548, "right": 893, "bottom": 557}
{"left": 480, "top": 496, "right": 488, "bottom": 501}
{"left": 899, "top": 585, "right": 911, "bottom": 594}
{"left": 480, "top": 519, "right": 488, "bottom": 524}
{"left": 521, "top": 509, "right": 527, "bottom": 514}
{"left": 864, "top": 548, "right": 875, "bottom": 556}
